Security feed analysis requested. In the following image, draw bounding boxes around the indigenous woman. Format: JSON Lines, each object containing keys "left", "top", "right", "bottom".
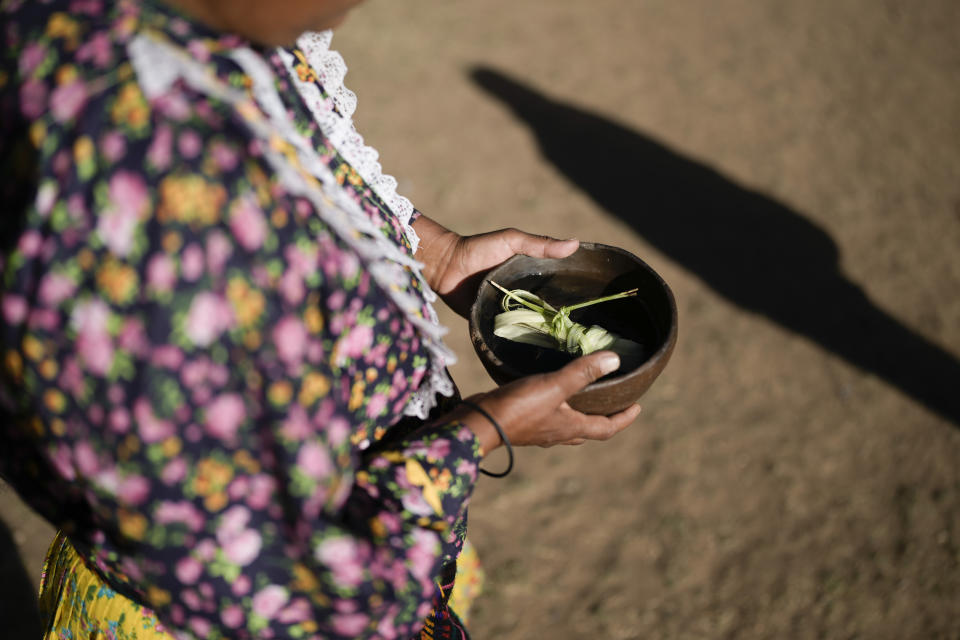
{"left": 0, "top": 0, "right": 642, "bottom": 638}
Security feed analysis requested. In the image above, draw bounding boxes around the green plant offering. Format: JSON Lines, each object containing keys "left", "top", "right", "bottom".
{"left": 490, "top": 281, "right": 645, "bottom": 358}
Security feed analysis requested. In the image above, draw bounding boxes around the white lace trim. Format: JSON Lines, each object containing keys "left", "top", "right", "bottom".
{"left": 288, "top": 31, "right": 420, "bottom": 255}
{"left": 128, "top": 33, "right": 454, "bottom": 419}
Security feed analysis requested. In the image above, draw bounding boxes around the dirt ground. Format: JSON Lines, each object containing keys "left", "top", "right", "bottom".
{"left": 2, "top": 0, "right": 960, "bottom": 638}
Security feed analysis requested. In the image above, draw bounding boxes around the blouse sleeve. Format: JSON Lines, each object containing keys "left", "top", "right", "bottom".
{"left": 0, "top": 74, "right": 480, "bottom": 639}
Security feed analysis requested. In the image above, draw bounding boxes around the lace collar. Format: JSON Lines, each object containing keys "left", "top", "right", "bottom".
{"left": 278, "top": 32, "right": 420, "bottom": 255}
{"left": 127, "top": 27, "right": 455, "bottom": 419}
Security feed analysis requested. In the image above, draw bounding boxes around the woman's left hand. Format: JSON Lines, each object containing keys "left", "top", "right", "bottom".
{"left": 412, "top": 213, "right": 579, "bottom": 318}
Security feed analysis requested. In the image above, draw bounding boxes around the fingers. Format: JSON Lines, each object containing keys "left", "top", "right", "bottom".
{"left": 542, "top": 237, "right": 579, "bottom": 258}
{"left": 482, "top": 377, "right": 641, "bottom": 449}
{"left": 549, "top": 351, "right": 621, "bottom": 399}
{"left": 585, "top": 404, "right": 643, "bottom": 440}
{"left": 578, "top": 404, "right": 642, "bottom": 440}
{"left": 549, "top": 403, "right": 640, "bottom": 446}
{"left": 503, "top": 228, "right": 579, "bottom": 259}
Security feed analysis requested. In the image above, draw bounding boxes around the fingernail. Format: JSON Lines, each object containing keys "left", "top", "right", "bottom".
{"left": 598, "top": 352, "right": 620, "bottom": 375}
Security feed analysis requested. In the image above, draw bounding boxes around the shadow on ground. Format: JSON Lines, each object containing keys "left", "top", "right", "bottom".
{"left": 0, "top": 515, "right": 42, "bottom": 638}
{"left": 471, "top": 67, "right": 960, "bottom": 427}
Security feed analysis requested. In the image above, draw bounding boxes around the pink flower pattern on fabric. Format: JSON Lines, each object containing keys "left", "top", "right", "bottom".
{"left": 0, "top": 2, "right": 480, "bottom": 639}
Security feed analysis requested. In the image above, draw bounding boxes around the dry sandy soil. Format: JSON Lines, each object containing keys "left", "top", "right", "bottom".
{"left": 3, "top": 1, "right": 960, "bottom": 638}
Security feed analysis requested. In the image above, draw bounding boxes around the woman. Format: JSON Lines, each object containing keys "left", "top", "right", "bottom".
{"left": 0, "top": 0, "right": 642, "bottom": 638}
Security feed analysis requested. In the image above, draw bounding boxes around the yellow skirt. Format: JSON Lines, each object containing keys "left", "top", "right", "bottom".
{"left": 38, "top": 532, "right": 173, "bottom": 639}
{"left": 38, "top": 532, "right": 484, "bottom": 639}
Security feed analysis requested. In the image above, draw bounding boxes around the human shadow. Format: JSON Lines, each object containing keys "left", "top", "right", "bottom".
{"left": 0, "top": 515, "right": 42, "bottom": 638}
{"left": 471, "top": 67, "right": 960, "bottom": 426}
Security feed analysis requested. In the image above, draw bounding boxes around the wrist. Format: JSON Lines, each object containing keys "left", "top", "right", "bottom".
{"left": 411, "top": 214, "right": 460, "bottom": 292}
{"left": 460, "top": 398, "right": 514, "bottom": 477}
{"left": 450, "top": 398, "right": 502, "bottom": 457}
{"left": 469, "top": 417, "right": 502, "bottom": 458}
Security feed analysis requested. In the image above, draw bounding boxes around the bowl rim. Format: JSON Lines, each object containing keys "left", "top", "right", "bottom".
{"left": 468, "top": 242, "right": 678, "bottom": 392}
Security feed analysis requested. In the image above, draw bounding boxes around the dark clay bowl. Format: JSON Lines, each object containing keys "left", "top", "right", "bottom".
{"left": 468, "top": 242, "right": 678, "bottom": 415}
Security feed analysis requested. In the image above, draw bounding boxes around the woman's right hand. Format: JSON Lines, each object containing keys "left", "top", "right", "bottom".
{"left": 458, "top": 351, "right": 643, "bottom": 454}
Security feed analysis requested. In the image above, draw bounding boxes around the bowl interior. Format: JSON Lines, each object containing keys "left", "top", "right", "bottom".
{"left": 471, "top": 243, "right": 676, "bottom": 384}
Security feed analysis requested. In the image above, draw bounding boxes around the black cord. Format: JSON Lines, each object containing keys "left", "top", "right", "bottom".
{"left": 460, "top": 400, "right": 513, "bottom": 478}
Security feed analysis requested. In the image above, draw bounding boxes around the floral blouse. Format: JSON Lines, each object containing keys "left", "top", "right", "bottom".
{"left": 0, "top": 1, "right": 481, "bottom": 638}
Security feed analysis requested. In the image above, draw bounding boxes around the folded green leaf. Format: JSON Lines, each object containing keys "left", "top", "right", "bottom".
{"left": 490, "top": 281, "right": 644, "bottom": 359}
